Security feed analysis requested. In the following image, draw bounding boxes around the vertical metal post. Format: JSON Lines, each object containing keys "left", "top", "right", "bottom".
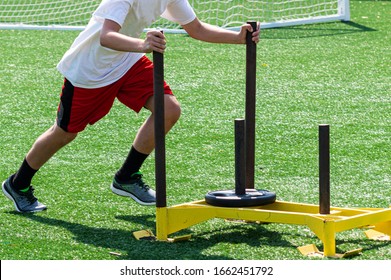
{"left": 153, "top": 49, "right": 166, "bottom": 208}
{"left": 235, "top": 119, "right": 246, "bottom": 195}
{"left": 245, "top": 21, "right": 257, "bottom": 189}
{"left": 319, "top": 124, "right": 330, "bottom": 214}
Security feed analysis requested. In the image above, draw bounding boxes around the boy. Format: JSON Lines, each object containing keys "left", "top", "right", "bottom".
{"left": 2, "top": 0, "right": 260, "bottom": 213}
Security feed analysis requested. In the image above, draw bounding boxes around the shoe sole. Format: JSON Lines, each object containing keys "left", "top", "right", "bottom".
{"left": 2, "top": 180, "right": 46, "bottom": 213}
{"left": 110, "top": 183, "right": 155, "bottom": 206}
{"left": 2, "top": 181, "right": 23, "bottom": 213}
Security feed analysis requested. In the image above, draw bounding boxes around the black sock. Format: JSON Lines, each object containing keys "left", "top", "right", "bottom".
{"left": 12, "top": 158, "right": 39, "bottom": 191}
{"left": 115, "top": 146, "right": 149, "bottom": 182}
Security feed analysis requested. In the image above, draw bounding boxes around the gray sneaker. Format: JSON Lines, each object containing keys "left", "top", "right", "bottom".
{"left": 2, "top": 175, "right": 47, "bottom": 213}
{"left": 111, "top": 172, "right": 156, "bottom": 206}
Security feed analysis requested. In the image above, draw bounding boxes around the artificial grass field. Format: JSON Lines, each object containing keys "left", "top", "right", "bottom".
{"left": 0, "top": 0, "right": 390, "bottom": 260}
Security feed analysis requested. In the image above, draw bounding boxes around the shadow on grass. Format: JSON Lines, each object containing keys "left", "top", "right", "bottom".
{"left": 117, "top": 215, "right": 296, "bottom": 251}
{"left": 17, "top": 212, "right": 297, "bottom": 260}
{"left": 261, "top": 21, "right": 377, "bottom": 40}
{"left": 8, "top": 211, "right": 390, "bottom": 259}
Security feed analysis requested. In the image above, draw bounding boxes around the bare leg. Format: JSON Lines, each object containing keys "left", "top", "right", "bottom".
{"left": 132, "top": 94, "right": 181, "bottom": 154}
{"left": 26, "top": 124, "right": 78, "bottom": 169}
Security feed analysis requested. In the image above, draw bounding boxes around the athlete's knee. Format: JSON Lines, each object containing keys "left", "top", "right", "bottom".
{"left": 52, "top": 124, "right": 78, "bottom": 145}
{"left": 165, "top": 96, "right": 181, "bottom": 124}
{"left": 63, "top": 131, "right": 78, "bottom": 144}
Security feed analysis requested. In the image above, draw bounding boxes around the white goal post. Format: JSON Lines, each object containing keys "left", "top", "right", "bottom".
{"left": 0, "top": 0, "right": 350, "bottom": 32}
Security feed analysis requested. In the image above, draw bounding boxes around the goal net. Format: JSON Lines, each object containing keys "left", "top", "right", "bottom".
{"left": 0, "top": 0, "right": 350, "bottom": 31}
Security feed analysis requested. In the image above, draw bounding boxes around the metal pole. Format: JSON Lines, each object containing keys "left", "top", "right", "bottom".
{"left": 153, "top": 49, "right": 167, "bottom": 208}
{"left": 235, "top": 119, "right": 246, "bottom": 195}
{"left": 245, "top": 21, "right": 257, "bottom": 189}
{"left": 319, "top": 124, "right": 330, "bottom": 214}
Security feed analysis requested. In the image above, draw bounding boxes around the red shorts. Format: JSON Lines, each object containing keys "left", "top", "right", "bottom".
{"left": 57, "top": 56, "right": 173, "bottom": 133}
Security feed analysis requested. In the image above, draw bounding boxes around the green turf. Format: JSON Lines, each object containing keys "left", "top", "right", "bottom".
{"left": 0, "top": 0, "right": 390, "bottom": 260}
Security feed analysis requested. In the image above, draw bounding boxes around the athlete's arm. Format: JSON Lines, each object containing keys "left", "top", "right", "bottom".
{"left": 182, "top": 17, "right": 260, "bottom": 45}
{"left": 100, "top": 19, "right": 166, "bottom": 53}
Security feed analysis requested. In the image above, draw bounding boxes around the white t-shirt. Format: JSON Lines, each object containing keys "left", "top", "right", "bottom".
{"left": 57, "top": 0, "right": 196, "bottom": 88}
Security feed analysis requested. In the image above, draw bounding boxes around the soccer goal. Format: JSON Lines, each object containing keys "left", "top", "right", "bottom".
{"left": 0, "top": 0, "right": 350, "bottom": 32}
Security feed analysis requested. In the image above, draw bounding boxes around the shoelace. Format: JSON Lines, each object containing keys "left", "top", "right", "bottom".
{"left": 132, "top": 176, "right": 151, "bottom": 192}
{"left": 24, "top": 187, "right": 38, "bottom": 203}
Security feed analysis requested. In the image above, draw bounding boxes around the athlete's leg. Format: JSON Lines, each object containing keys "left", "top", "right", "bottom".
{"left": 26, "top": 124, "right": 78, "bottom": 170}
{"left": 133, "top": 94, "right": 181, "bottom": 155}
{"left": 12, "top": 124, "right": 77, "bottom": 190}
{"left": 111, "top": 94, "right": 180, "bottom": 206}
{"left": 3, "top": 124, "right": 77, "bottom": 212}
{"left": 115, "top": 56, "right": 180, "bottom": 182}
{"left": 115, "top": 94, "right": 180, "bottom": 182}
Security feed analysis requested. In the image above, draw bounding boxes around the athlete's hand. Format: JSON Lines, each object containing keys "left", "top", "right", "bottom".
{"left": 143, "top": 30, "right": 166, "bottom": 53}
{"left": 238, "top": 22, "right": 260, "bottom": 44}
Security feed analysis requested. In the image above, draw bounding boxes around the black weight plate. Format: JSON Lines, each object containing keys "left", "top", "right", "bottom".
{"left": 205, "top": 189, "right": 276, "bottom": 207}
